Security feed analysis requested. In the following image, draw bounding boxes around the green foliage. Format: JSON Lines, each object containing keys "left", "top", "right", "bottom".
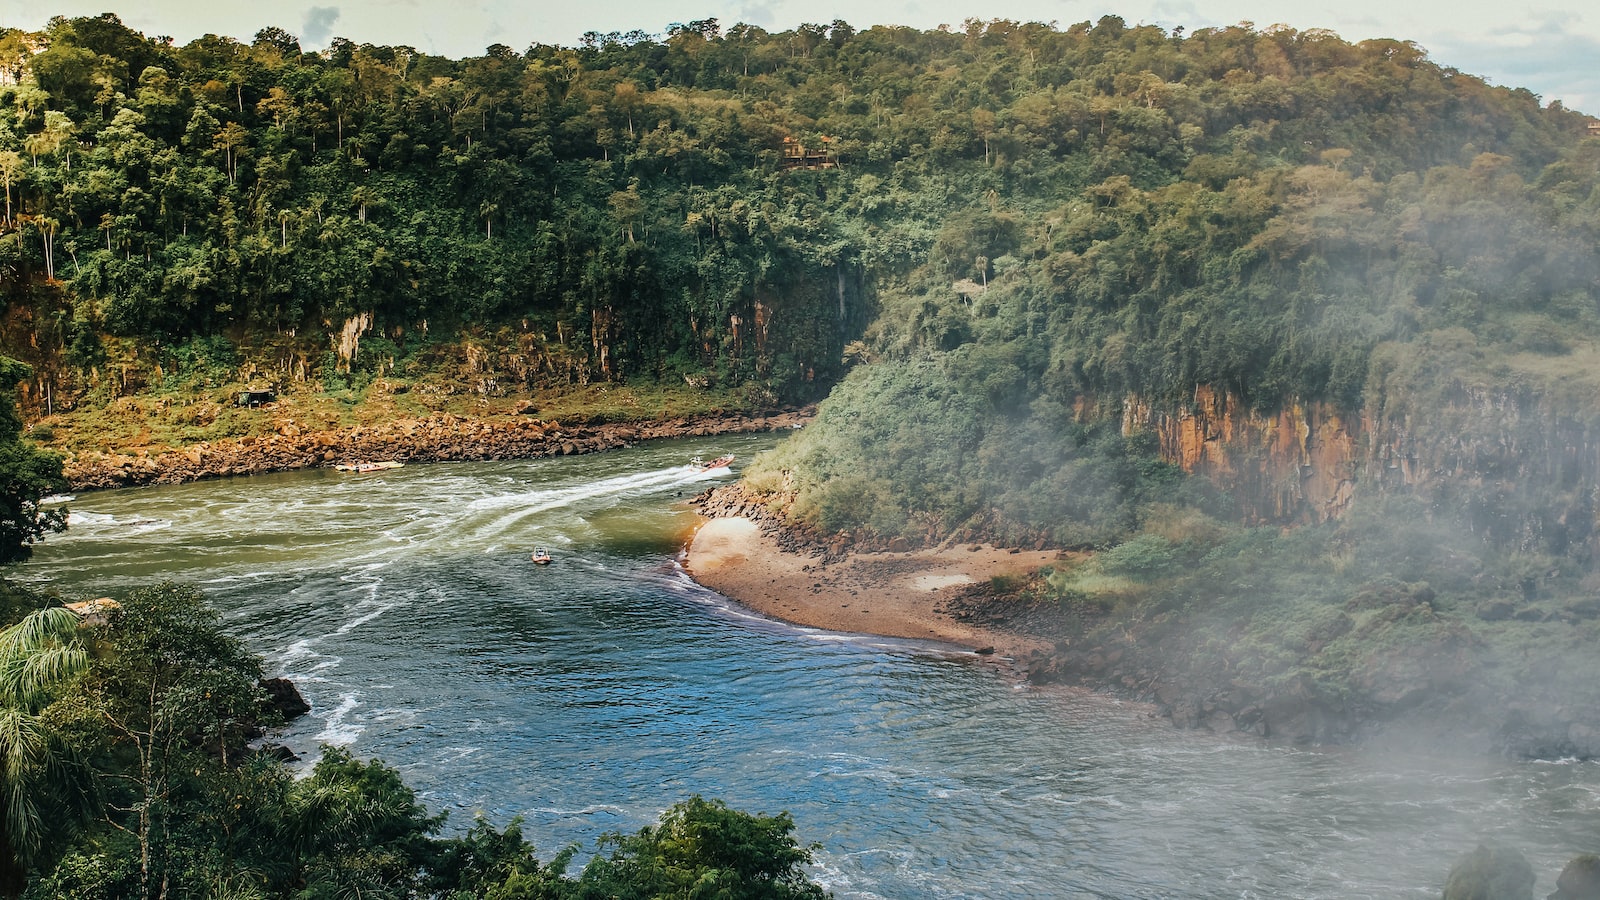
{"left": 426, "top": 816, "right": 572, "bottom": 899}
{"left": 89, "top": 583, "right": 270, "bottom": 748}
{"left": 2, "top": 14, "right": 1592, "bottom": 413}
{"left": 287, "top": 747, "right": 443, "bottom": 898}
{"left": 0, "top": 358, "right": 64, "bottom": 566}
{"left": 159, "top": 335, "right": 239, "bottom": 389}
{"left": 0, "top": 605, "right": 93, "bottom": 899}
{"left": 576, "top": 795, "right": 827, "bottom": 900}
{"left": 1096, "top": 534, "right": 1180, "bottom": 581}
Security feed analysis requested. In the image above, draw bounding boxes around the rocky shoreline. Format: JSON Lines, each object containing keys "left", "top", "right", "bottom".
{"left": 60, "top": 407, "right": 814, "bottom": 491}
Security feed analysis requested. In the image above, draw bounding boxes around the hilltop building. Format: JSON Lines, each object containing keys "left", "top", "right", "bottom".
{"left": 781, "top": 136, "right": 838, "bottom": 170}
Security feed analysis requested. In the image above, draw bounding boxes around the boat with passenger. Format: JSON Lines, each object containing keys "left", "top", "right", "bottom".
{"left": 531, "top": 547, "right": 553, "bottom": 565}
{"left": 335, "top": 460, "right": 405, "bottom": 473}
{"left": 696, "top": 455, "right": 735, "bottom": 472}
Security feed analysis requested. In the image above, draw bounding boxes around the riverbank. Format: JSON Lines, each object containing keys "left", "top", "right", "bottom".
{"left": 61, "top": 407, "right": 813, "bottom": 491}
{"left": 683, "top": 484, "right": 1068, "bottom": 667}
{"left": 685, "top": 486, "right": 1600, "bottom": 759}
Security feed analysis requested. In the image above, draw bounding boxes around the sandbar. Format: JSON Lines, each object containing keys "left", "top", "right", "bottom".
{"left": 684, "top": 516, "right": 1062, "bottom": 660}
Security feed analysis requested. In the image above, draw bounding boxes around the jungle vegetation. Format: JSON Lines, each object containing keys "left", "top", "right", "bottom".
{"left": 0, "top": 13, "right": 1590, "bottom": 429}
{"left": 5, "top": 11, "right": 1597, "bottom": 531}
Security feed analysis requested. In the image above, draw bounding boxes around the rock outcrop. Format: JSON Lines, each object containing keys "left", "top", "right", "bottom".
{"left": 1441, "top": 844, "right": 1536, "bottom": 900}
{"left": 61, "top": 409, "right": 813, "bottom": 491}
{"left": 261, "top": 676, "right": 311, "bottom": 721}
{"left": 1550, "top": 855, "right": 1600, "bottom": 900}
{"left": 1125, "top": 386, "right": 1359, "bottom": 524}
{"left": 1125, "top": 380, "right": 1600, "bottom": 564}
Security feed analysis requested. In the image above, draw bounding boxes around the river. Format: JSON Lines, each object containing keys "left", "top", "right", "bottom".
{"left": 22, "top": 433, "right": 1600, "bottom": 898}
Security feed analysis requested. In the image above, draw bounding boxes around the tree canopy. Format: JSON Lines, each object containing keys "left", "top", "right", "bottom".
{"left": 0, "top": 358, "right": 63, "bottom": 565}
{"left": 0, "top": 14, "right": 1592, "bottom": 412}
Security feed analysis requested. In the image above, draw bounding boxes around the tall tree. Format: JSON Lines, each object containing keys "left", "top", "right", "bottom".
{"left": 0, "top": 153, "right": 20, "bottom": 225}
{"left": 0, "top": 359, "right": 64, "bottom": 566}
{"left": 75, "top": 584, "right": 270, "bottom": 899}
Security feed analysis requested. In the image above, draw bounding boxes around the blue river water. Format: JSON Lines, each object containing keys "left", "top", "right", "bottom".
{"left": 21, "top": 433, "right": 1600, "bottom": 898}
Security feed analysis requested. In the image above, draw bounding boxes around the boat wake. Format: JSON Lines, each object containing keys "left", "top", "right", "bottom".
{"left": 467, "top": 464, "right": 718, "bottom": 512}
{"left": 460, "top": 464, "right": 724, "bottom": 541}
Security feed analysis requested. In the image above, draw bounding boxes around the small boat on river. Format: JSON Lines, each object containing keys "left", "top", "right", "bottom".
{"left": 335, "top": 460, "right": 405, "bottom": 473}
{"left": 696, "top": 454, "right": 735, "bottom": 472}
{"left": 531, "top": 547, "right": 553, "bottom": 565}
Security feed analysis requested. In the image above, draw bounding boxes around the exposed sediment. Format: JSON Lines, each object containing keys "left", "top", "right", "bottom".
{"left": 62, "top": 408, "right": 813, "bottom": 491}
{"left": 686, "top": 484, "right": 1066, "bottom": 662}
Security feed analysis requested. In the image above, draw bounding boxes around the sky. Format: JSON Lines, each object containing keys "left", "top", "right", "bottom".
{"left": 2, "top": 0, "right": 1598, "bottom": 114}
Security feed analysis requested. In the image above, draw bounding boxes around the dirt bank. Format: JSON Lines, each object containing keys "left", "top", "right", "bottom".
{"left": 62, "top": 408, "right": 813, "bottom": 491}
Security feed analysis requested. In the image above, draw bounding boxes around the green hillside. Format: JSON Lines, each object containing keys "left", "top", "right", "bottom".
{"left": 2, "top": 14, "right": 1590, "bottom": 425}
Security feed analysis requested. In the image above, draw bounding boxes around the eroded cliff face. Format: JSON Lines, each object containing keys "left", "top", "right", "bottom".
{"left": 1122, "top": 386, "right": 1362, "bottom": 524}
{"left": 1121, "top": 382, "right": 1600, "bottom": 558}
{"left": 1365, "top": 380, "right": 1600, "bottom": 558}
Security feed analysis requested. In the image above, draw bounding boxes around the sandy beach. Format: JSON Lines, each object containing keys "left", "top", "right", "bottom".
{"left": 683, "top": 516, "right": 1064, "bottom": 661}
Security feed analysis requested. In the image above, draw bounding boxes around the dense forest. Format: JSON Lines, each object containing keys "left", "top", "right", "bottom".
{"left": 5, "top": 11, "right": 1600, "bottom": 889}
{"left": 2, "top": 12, "right": 1591, "bottom": 420}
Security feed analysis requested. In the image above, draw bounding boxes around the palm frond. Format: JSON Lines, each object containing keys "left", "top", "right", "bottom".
{"left": 0, "top": 608, "right": 90, "bottom": 708}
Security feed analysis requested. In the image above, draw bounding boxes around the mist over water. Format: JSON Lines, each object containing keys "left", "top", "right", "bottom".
{"left": 23, "top": 435, "right": 1600, "bottom": 898}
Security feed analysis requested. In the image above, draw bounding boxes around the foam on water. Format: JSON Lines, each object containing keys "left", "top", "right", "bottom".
{"left": 314, "top": 693, "right": 365, "bottom": 746}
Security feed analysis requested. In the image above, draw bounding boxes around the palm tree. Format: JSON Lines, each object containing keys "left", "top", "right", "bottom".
{"left": 0, "top": 151, "right": 21, "bottom": 226}
{"left": 0, "top": 606, "right": 92, "bottom": 899}
{"left": 480, "top": 201, "right": 498, "bottom": 239}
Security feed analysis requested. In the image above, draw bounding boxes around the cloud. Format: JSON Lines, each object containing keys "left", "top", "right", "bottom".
{"left": 1424, "top": 10, "right": 1600, "bottom": 113}
{"left": 1144, "top": 0, "right": 1205, "bottom": 28}
{"left": 301, "top": 6, "right": 341, "bottom": 48}
{"left": 735, "top": 2, "right": 775, "bottom": 29}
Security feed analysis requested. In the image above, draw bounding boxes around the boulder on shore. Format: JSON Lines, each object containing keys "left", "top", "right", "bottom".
{"left": 262, "top": 676, "right": 311, "bottom": 720}
{"left": 1442, "top": 843, "right": 1535, "bottom": 900}
{"left": 1550, "top": 854, "right": 1600, "bottom": 900}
